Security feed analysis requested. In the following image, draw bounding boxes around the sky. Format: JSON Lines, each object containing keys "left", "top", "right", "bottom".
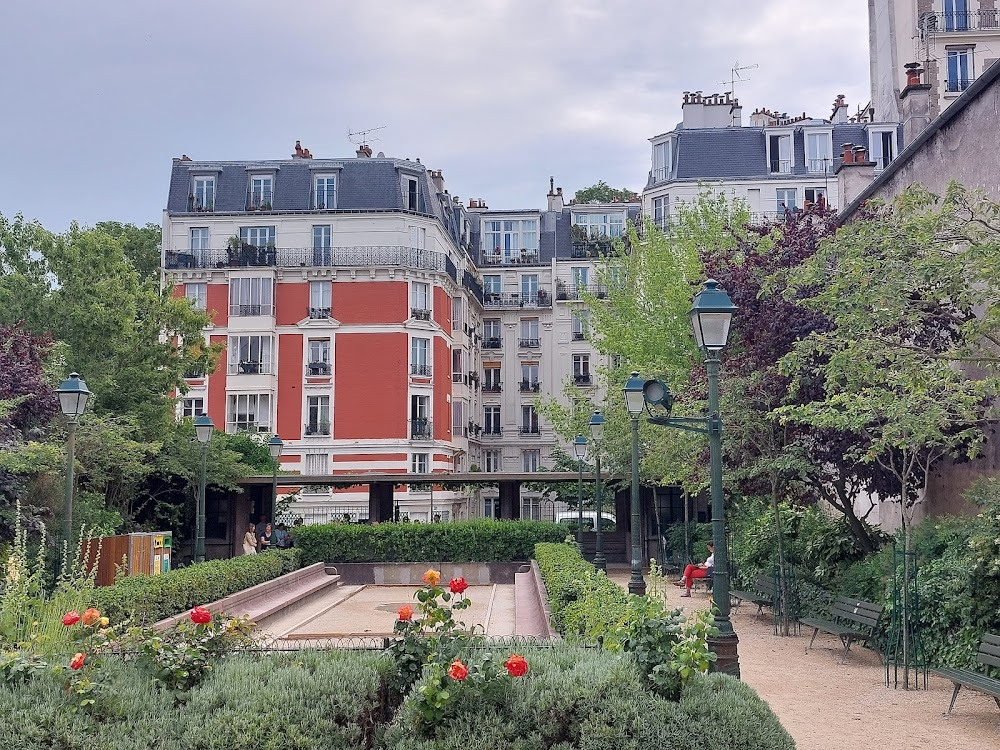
{"left": 0, "top": 0, "right": 871, "bottom": 231}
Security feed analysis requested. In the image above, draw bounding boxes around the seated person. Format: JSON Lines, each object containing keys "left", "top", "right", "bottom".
{"left": 674, "top": 542, "right": 714, "bottom": 597}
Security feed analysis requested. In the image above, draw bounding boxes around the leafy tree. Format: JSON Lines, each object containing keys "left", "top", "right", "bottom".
{"left": 572, "top": 181, "right": 639, "bottom": 205}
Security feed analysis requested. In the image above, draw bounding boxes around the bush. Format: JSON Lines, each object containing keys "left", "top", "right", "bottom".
{"left": 294, "top": 520, "right": 565, "bottom": 565}
{"left": 90, "top": 548, "right": 301, "bottom": 624}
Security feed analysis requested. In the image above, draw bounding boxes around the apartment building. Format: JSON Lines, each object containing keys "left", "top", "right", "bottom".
{"left": 643, "top": 91, "right": 903, "bottom": 223}
{"left": 162, "top": 144, "right": 483, "bottom": 523}
{"left": 870, "top": 0, "right": 1000, "bottom": 122}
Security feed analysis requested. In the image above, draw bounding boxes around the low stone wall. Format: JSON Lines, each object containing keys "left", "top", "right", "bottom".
{"left": 529, "top": 559, "right": 559, "bottom": 639}
{"left": 327, "top": 561, "right": 523, "bottom": 586}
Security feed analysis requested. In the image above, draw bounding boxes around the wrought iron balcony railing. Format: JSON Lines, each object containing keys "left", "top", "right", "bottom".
{"left": 518, "top": 425, "right": 541, "bottom": 436}
{"left": 927, "top": 10, "right": 1000, "bottom": 33}
{"left": 411, "top": 307, "right": 431, "bottom": 321}
{"left": 187, "top": 195, "right": 215, "bottom": 212}
{"left": 164, "top": 245, "right": 454, "bottom": 274}
{"left": 946, "top": 77, "right": 974, "bottom": 93}
{"left": 309, "top": 307, "right": 331, "bottom": 319}
{"left": 304, "top": 421, "right": 331, "bottom": 436}
{"left": 519, "top": 380, "right": 541, "bottom": 393}
{"left": 228, "top": 360, "right": 273, "bottom": 375}
{"left": 410, "top": 364, "right": 432, "bottom": 376}
{"left": 483, "top": 337, "right": 502, "bottom": 349}
{"left": 574, "top": 373, "right": 593, "bottom": 386}
{"left": 482, "top": 289, "right": 551, "bottom": 309}
{"left": 556, "top": 284, "right": 608, "bottom": 301}
{"left": 246, "top": 191, "right": 274, "bottom": 211}
{"left": 410, "top": 419, "right": 433, "bottom": 439}
{"left": 482, "top": 383, "right": 502, "bottom": 393}
{"left": 519, "top": 338, "right": 541, "bottom": 348}
{"left": 307, "top": 362, "right": 331, "bottom": 376}
{"left": 482, "top": 427, "right": 502, "bottom": 437}
{"left": 481, "top": 251, "right": 541, "bottom": 266}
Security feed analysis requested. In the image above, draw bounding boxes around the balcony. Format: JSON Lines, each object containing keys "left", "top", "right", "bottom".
{"left": 226, "top": 421, "right": 271, "bottom": 434}
{"left": 410, "top": 364, "right": 432, "bottom": 377}
{"left": 946, "top": 78, "right": 974, "bottom": 93}
{"left": 228, "top": 361, "right": 273, "bottom": 375}
{"left": 164, "top": 245, "right": 455, "bottom": 274}
{"left": 482, "top": 289, "right": 551, "bottom": 309}
{"left": 807, "top": 159, "right": 833, "bottom": 174}
{"left": 556, "top": 283, "right": 608, "bottom": 301}
{"left": 481, "top": 251, "right": 541, "bottom": 266}
{"left": 482, "top": 382, "right": 502, "bottom": 394}
{"left": 927, "top": 10, "right": 1000, "bottom": 33}
{"left": 482, "top": 427, "right": 503, "bottom": 437}
{"left": 410, "top": 419, "right": 433, "bottom": 440}
{"left": 304, "top": 421, "right": 331, "bottom": 436}
{"left": 519, "top": 380, "right": 541, "bottom": 393}
{"left": 769, "top": 159, "right": 791, "bottom": 175}
{"left": 519, "top": 338, "right": 541, "bottom": 348}
{"left": 572, "top": 332, "right": 586, "bottom": 341}
{"left": 187, "top": 195, "right": 215, "bottom": 212}
{"left": 246, "top": 192, "right": 273, "bottom": 211}
{"left": 309, "top": 307, "right": 331, "bottom": 320}
{"left": 518, "top": 425, "right": 541, "bottom": 436}
{"left": 452, "top": 373, "right": 464, "bottom": 383}
{"left": 307, "top": 362, "right": 331, "bottom": 376}
{"left": 574, "top": 373, "right": 593, "bottom": 386}
{"left": 411, "top": 307, "right": 431, "bottom": 321}
{"left": 310, "top": 189, "right": 337, "bottom": 210}
{"left": 483, "top": 337, "right": 502, "bottom": 349}
{"left": 229, "top": 303, "right": 274, "bottom": 317}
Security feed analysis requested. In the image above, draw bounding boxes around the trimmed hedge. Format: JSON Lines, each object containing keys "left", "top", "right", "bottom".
{"left": 293, "top": 520, "right": 566, "bottom": 565}
{"left": 534, "top": 542, "right": 631, "bottom": 640}
{"left": 90, "top": 548, "right": 301, "bottom": 624}
{"left": 0, "top": 647, "right": 793, "bottom": 750}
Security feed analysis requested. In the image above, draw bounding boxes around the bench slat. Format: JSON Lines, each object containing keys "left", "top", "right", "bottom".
{"left": 982, "top": 633, "right": 1000, "bottom": 649}
{"left": 979, "top": 640, "right": 1000, "bottom": 659}
{"left": 978, "top": 652, "right": 1000, "bottom": 669}
{"left": 931, "top": 668, "right": 1000, "bottom": 698}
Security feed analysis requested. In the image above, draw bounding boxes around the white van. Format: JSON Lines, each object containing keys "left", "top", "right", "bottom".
{"left": 555, "top": 511, "right": 616, "bottom": 531}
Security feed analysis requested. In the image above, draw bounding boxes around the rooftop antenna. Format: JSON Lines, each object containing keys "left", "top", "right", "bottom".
{"left": 348, "top": 126, "right": 386, "bottom": 149}
{"left": 719, "top": 61, "right": 758, "bottom": 125}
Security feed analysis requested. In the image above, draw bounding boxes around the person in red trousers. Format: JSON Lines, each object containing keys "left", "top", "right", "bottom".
{"left": 673, "top": 542, "right": 714, "bottom": 597}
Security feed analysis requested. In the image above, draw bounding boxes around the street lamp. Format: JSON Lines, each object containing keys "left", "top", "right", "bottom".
{"left": 572, "top": 435, "right": 588, "bottom": 545}
{"left": 57, "top": 373, "right": 92, "bottom": 548}
{"left": 589, "top": 410, "right": 606, "bottom": 571}
{"left": 268, "top": 435, "right": 284, "bottom": 524}
{"left": 193, "top": 414, "right": 214, "bottom": 563}
{"left": 623, "top": 372, "right": 646, "bottom": 595}
{"left": 643, "top": 278, "right": 740, "bottom": 677}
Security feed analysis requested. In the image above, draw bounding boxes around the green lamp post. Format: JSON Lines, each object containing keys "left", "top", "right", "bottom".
{"left": 268, "top": 435, "right": 284, "bottom": 523}
{"left": 56, "top": 372, "right": 92, "bottom": 549}
{"left": 572, "top": 435, "right": 587, "bottom": 545}
{"left": 193, "top": 414, "right": 215, "bottom": 563}
{"left": 623, "top": 372, "right": 647, "bottom": 595}
{"left": 589, "top": 410, "right": 606, "bottom": 571}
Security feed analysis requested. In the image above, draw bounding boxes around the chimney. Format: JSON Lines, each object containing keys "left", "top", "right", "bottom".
{"left": 837, "top": 142, "right": 875, "bottom": 207}
{"left": 356, "top": 145, "right": 373, "bottom": 158}
{"left": 430, "top": 170, "right": 445, "bottom": 194}
{"left": 180, "top": 154, "right": 191, "bottom": 161}
{"left": 682, "top": 90, "right": 738, "bottom": 128}
{"left": 293, "top": 140, "right": 303, "bottom": 158}
{"left": 831, "top": 94, "right": 849, "bottom": 124}
{"left": 900, "top": 62, "right": 932, "bottom": 148}
{"left": 547, "top": 177, "right": 564, "bottom": 212}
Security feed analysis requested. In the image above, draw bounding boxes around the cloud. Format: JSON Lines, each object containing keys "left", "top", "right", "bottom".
{"left": 0, "top": 0, "right": 870, "bottom": 228}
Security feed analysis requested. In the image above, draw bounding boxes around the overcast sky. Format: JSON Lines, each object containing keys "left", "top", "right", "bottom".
{"left": 1, "top": 0, "right": 871, "bottom": 231}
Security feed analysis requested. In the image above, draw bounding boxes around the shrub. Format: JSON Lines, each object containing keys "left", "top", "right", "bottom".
{"left": 294, "top": 520, "right": 565, "bottom": 565}
{"left": 90, "top": 548, "right": 301, "bottom": 624}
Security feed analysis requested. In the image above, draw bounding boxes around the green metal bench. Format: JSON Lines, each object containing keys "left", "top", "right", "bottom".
{"left": 931, "top": 634, "right": 1000, "bottom": 715}
{"left": 799, "top": 596, "right": 883, "bottom": 663}
{"left": 730, "top": 574, "right": 775, "bottom": 619}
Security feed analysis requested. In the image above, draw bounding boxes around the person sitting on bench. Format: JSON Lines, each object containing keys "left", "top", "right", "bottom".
{"left": 674, "top": 542, "right": 714, "bottom": 597}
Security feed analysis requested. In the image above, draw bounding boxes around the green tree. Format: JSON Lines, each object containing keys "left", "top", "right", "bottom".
{"left": 572, "top": 181, "right": 639, "bottom": 205}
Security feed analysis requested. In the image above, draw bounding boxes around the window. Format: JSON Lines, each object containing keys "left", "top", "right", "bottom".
{"left": 314, "top": 175, "right": 337, "bottom": 209}
{"left": 804, "top": 188, "right": 828, "bottom": 206}
{"left": 304, "top": 453, "right": 328, "bottom": 475}
{"left": 520, "top": 362, "right": 539, "bottom": 392}
{"left": 944, "top": 0, "right": 969, "bottom": 31}
{"left": 652, "top": 141, "right": 672, "bottom": 182}
{"left": 452, "top": 348, "right": 464, "bottom": 382}
{"left": 483, "top": 449, "right": 502, "bottom": 472}
{"left": 946, "top": 48, "right": 973, "bottom": 92}
{"left": 483, "top": 364, "right": 502, "bottom": 392}
{"left": 310, "top": 280, "right": 332, "bottom": 318}
{"left": 571, "top": 310, "right": 589, "bottom": 340}
{"left": 181, "top": 397, "right": 204, "bottom": 418}
{"left": 312, "top": 225, "right": 332, "bottom": 265}
{"left": 410, "top": 395, "right": 430, "bottom": 438}
{"left": 520, "top": 405, "right": 539, "bottom": 435}
{"left": 483, "top": 219, "right": 539, "bottom": 262}
{"left": 412, "top": 453, "right": 429, "bottom": 474}
{"left": 573, "top": 354, "right": 592, "bottom": 385}
{"left": 307, "top": 339, "right": 330, "bottom": 375}
{"left": 228, "top": 335, "right": 274, "bottom": 375}
{"left": 522, "top": 449, "right": 541, "bottom": 472}
{"left": 869, "top": 129, "right": 897, "bottom": 172}
{"left": 768, "top": 133, "right": 792, "bottom": 173}
{"left": 607, "top": 266, "right": 624, "bottom": 289}
{"left": 190, "top": 228, "right": 210, "bottom": 264}
{"left": 653, "top": 196, "right": 669, "bottom": 229}
{"left": 805, "top": 132, "right": 832, "bottom": 174}
{"left": 776, "top": 189, "right": 797, "bottom": 213}
{"left": 229, "top": 277, "right": 273, "bottom": 316}
{"left": 240, "top": 226, "right": 276, "bottom": 248}
{"left": 483, "top": 497, "right": 501, "bottom": 517}
{"left": 572, "top": 213, "right": 625, "bottom": 239}
{"left": 521, "top": 274, "right": 539, "bottom": 303}
{"left": 483, "top": 318, "right": 502, "bottom": 348}
{"left": 403, "top": 177, "right": 419, "bottom": 211}
{"left": 185, "top": 282, "right": 207, "bottom": 310}
{"left": 519, "top": 318, "right": 539, "bottom": 347}
{"left": 571, "top": 267, "right": 589, "bottom": 289}
{"left": 521, "top": 497, "right": 541, "bottom": 521}
{"left": 483, "top": 275, "right": 502, "bottom": 296}
{"left": 484, "top": 405, "right": 501, "bottom": 435}
{"left": 452, "top": 297, "right": 462, "bottom": 331}
{"left": 409, "top": 226, "right": 426, "bottom": 250}
{"left": 306, "top": 395, "right": 331, "bottom": 435}
{"left": 248, "top": 175, "right": 273, "bottom": 209}
{"left": 452, "top": 400, "right": 466, "bottom": 434}
{"left": 191, "top": 177, "right": 214, "bottom": 211}
{"left": 412, "top": 282, "right": 430, "bottom": 318}
{"left": 411, "top": 337, "right": 430, "bottom": 375}
{"left": 226, "top": 394, "right": 271, "bottom": 432}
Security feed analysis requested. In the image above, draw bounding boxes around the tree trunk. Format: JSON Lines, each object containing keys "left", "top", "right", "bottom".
{"left": 900, "top": 472, "right": 911, "bottom": 689}
{"left": 839, "top": 492, "right": 877, "bottom": 554}
{"left": 770, "top": 471, "right": 789, "bottom": 636}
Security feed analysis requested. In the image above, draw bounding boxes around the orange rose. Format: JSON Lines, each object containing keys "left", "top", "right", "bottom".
{"left": 81, "top": 608, "right": 101, "bottom": 627}
{"left": 398, "top": 605, "right": 414, "bottom": 621}
{"left": 422, "top": 569, "right": 441, "bottom": 586}
{"left": 504, "top": 654, "right": 528, "bottom": 677}
{"left": 70, "top": 653, "right": 86, "bottom": 670}
{"left": 448, "top": 659, "right": 469, "bottom": 681}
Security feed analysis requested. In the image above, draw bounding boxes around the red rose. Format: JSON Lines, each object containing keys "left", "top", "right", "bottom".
{"left": 190, "top": 606, "right": 212, "bottom": 625}
{"left": 70, "top": 653, "right": 86, "bottom": 670}
{"left": 504, "top": 654, "right": 528, "bottom": 677}
{"left": 398, "top": 605, "right": 414, "bottom": 621}
{"left": 62, "top": 611, "right": 81, "bottom": 627}
{"left": 448, "top": 659, "right": 469, "bottom": 681}
{"left": 448, "top": 577, "right": 468, "bottom": 595}
{"left": 81, "top": 608, "right": 101, "bottom": 627}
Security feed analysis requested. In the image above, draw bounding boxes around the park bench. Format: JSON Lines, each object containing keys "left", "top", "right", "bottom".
{"left": 930, "top": 633, "right": 1000, "bottom": 715}
{"left": 799, "top": 596, "right": 883, "bottom": 663}
{"left": 730, "top": 574, "right": 775, "bottom": 619}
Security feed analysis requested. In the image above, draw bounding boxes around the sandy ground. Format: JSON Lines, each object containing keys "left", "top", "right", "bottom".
{"left": 607, "top": 569, "right": 1000, "bottom": 750}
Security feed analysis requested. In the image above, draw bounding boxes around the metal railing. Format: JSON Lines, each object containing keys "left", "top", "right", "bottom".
{"left": 165, "top": 245, "right": 453, "bottom": 274}
{"left": 482, "top": 427, "right": 502, "bottom": 437}
{"left": 518, "top": 425, "right": 541, "bottom": 436}
{"left": 187, "top": 195, "right": 215, "bottom": 212}
{"left": 519, "top": 380, "right": 540, "bottom": 393}
{"left": 309, "top": 307, "right": 331, "bottom": 319}
{"left": 556, "top": 284, "right": 607, "bottom": 301}
{"left": 945, "top": 77, "right": 974, "bottom": 93}
{"left": 482, "top": 382, "right": 502, "bottom": 393}
{"left": 652, "top": 167, "right": 670, "bottom": 183}
{"left": 411, "top": 307, "right": 431, "bottom": 321}
{"left": 246, "top": 191, "right": 274, "bottom": 211}
{"left": 572, "top": 332, "right": 586, "bottom": 341}
{"left": 480, "top": 252, "right": 541, "bottom": 266}
{"left": 928, "top": 10, "right": 1000, "bottom": 32}
{"left": 310, "top": 189, "right": 337, "bottom": 210}
{"left": 807, "top": 158, "right": 833, "bottom": 174}
{"left": 229, "top": 304, "right": 274, "bottom": 317}
{"left": 306, "top": 362, "right": 331, "bottom": 376}
{"left": 482, "top": 290, "right": 551, "bottom": 309}
{"left": 769, "top": 159, "right": 791, "bottom": 174}
{"left": 483, "top": 337, "right": 502, "bottom": 349}
{"left": 463, "top": 271, "right": 483, "bottom": 303}
{"left": 227, "top": 360, "right": 273, "bottom": 375}
{"left": 574, "top": 373, "right": 593, "bottom": 386}
{"left": 410, "top": 420, "right": 433, "bottom": 439}
{"left": 226, "top": 421, "right": 272, "bottom": 433}
{"left": 410, "top": 364, "right": 432, "bottom": 376}
{"left": 519, "top": 338, "right": 541, "bottom": 348}
{"left": 304, "top": 422, "right": 331, "bottom": 436}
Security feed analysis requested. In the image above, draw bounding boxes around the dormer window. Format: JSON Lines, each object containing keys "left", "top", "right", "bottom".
{"left": 652, "top": 140, "right": 672, "bottom": 182}
{"left": 766, "top": 132, "right": 792, "bottom": 174}
{"left": 868, "top": 128, "right": 897, "bottom": 171}
{"left": 314, "top": 175, "right": 336, "bottom": 209}
{"left": 402, "top": 176, "right": 419, "bottom": 211}
{"left": 805, "top": 131, "right": 833, "bottom": 174}
{"left": 247, "top": 175, "right": 273, "bottom": 211}
{"left": 572, "top": 212, "right": 625, "bottom": 239}
{"left": 483, "top": 218, "right": 539, "bottom": 263}
{"left": 191, "top": 176, "right": 215, "bottom": 212}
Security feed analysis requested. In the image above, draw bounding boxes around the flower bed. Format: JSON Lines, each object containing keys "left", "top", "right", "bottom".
{"left": 292, "top": 520, "right": 565, "bottom": 565}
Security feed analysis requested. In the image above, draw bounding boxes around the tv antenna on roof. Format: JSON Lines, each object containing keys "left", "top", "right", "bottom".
{"left": 348, "top": 126, "right": 386, "bottom": 148}
{"left": 718, "top": 61, "right": 758, "bottom": 125}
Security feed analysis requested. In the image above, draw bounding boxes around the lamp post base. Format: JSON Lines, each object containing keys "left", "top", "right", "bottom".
{"left": 627, "top": 575, "right": 646, "bottom": 596}
{"left": 708, "top": 632, "right": 741, "bottom": 679}
{"left": 593, "top": 554, "right": 607, "bottom": 572}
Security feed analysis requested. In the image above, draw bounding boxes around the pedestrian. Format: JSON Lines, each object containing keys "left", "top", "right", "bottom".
{"left": 242, "top": 523, "right": 257, "bottom": 555}
{"left": 258, "top": 523, "right": 273, "bottom": 552}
